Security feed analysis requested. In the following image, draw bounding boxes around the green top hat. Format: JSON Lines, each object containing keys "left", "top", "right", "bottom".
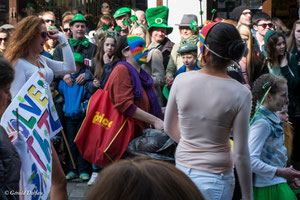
{"left": 146, "top": 6, "right": 173, "bottom": 35}
{"left": 113, "top": 7, "right": 131, "bottom": 19}
{"left": 73, "top": 52, "right": 84, "bottom": 64}
{"left": 70, "top": 14, "right": 87, "bottom": 26}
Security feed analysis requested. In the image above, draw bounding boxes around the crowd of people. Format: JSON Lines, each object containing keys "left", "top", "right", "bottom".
{"left": 1, "top": 2, "right": 300, "bottom": 200}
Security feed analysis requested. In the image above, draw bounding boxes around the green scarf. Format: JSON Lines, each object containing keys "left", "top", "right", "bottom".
{"left": 179, "top": 35, "right": 198, "bottom": 46}
{"left": 69, "top": 38, "right": 89, "bottom": 47}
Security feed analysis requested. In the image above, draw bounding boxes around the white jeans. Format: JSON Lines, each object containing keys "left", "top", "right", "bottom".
{"left": 176, "top": 164, "right": 235, "bottom": 200}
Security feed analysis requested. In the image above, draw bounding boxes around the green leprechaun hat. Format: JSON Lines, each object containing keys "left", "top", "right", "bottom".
{"left": 70, "top": 14, "right": 87, "bottom": 26}
{"left": 146, "top": 6, "right": 173, "bottom": 35}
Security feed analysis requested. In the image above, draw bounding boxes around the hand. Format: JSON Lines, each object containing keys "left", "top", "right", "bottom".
{"left": 103, "top": 53, "right": 114, "bottom": 64}
{"left": 93, "top": 79, "right": 100, "bottom": 88}
{"left": 165, "top": 77, "right": 174, "bottom": 86}
{"left": 276, "top": 167, "right": 300, "bottom": 181}
{"left": 280, "top": 53, "right": 288, "bottom": 67}
{"left": 47, "top": 29, "right": 59, "bottom": 40}
{"left": 75, "top": 73, "right": 85, "bottom": 85}
{"left": 153, "top": 118, "right": 164, "bottom": 131}
{"left": 289, "top": 178, "right": 300, "bottom": 189}
{"left": 63, "top": 74, "right": 73, "bottom": 87}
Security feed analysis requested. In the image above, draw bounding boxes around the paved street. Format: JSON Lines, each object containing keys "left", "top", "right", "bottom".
{"left": 67, "top": 178, "right": 90, "bottom": 200}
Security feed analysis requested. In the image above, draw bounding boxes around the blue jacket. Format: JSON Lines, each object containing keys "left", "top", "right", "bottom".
{"left": 58, "top": 69, "right": 90, "bottom": 119}
{"left": 174, "top": 64, "right": 200, "bottom": 78}
{"left": 249, "top": 106, "right": 287, "bottom": 187}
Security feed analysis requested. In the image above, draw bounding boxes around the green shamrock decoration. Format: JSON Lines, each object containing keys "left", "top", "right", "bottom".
{"left": 200, "top": 10, "right": 204, "bottom": 15}
{"left": 115, "top": 26, "right": 121, "bottom": 32}
{"left": 130, "top": 15, "right": 138, "bottom": 23}
{"left": 190, "top": 20, "right": 198, "bottom": 31}
{"left": 211, "top": 9, "right": 216, "bottom": 14}
{"left": 102, "top": 25, "right": 109, "bottom": 31}
{"left": 122, "top": 20, "right": 129, "bottom": 26}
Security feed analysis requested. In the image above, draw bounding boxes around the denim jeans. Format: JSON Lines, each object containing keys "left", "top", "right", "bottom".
{"left": 176, "top": 164, "right": 235, "bottom": 200}
{"left": 65, "top": 116, "right": 90, "bottom": 174}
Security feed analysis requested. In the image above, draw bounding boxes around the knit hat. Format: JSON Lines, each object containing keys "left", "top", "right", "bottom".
{"left": 127, "top": 35, "right": 149, "bottom": 65}
{"left": 175, "top": 14, "right": 200, "bottom": 28}
{"left": 263, "top": 30, "right": 277, "bottom": 56}
{"left": 73, "top": 52, "right": 84, "bottom": 64}
{"left": 70, "top": 14, "right": 87, "bottom": 26}
{"left": 113, "top": 7, "right": 131, "bottom": 19}
{"left": 177, "top": 43, "right": 198, "bottom": 54}
{"left": 146, "top": 6, "right": 173, "bottom": 35}
{"left": 198, "top": 22, "right": 218, "bottom": 54}
{"left": 230, "top": 6, "right": 249, "bottom": 23}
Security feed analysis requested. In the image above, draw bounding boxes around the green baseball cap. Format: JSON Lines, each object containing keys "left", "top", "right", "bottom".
{"left": 146, "top": 6, "right": 173, "bottom": 35}
{"left": 177, "top": 43, "right": 198, "bottom": 54}
{"left": 73, "top": 52, "right": 84, "bottom": 64}
{"left": 113, "top": 7, "right": 131, "bottom": 19}
{"left": 70, "top": 14, "right": 87, "bottom": 26}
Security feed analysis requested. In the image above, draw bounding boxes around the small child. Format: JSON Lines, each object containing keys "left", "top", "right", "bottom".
{"left": 249, "top": 74, "right": 300, "bottom": 199}
{"left": 59, "top": 52, "right": 91, "bottom": 181}
{"left": 163, "top": 43, "right": 201, "bottom": 101}
{"left": 174, "top": 43, "right": 202, "bottom": 78}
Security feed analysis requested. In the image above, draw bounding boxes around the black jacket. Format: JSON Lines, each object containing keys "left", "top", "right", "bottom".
{"left": 0, "top": 126, "right": 21, "bottom": 200}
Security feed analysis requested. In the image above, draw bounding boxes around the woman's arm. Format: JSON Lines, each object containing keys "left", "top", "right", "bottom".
{"left": 149, "top": 49, "right": 165, "bottom": 87}
{"left": 164, "top": 78, "right": 180, "bottom": 143}
{"left": 44, "top": 32, "right": 76, "bottom": 75}
{"left": 232, "top": 92, "right": 253, "bottom": 200}
{"left": 165, "top": 44, "right": 179, "bottom": 78}
{"left": 132, "top": 107, "right": 163, "bottom": 130}
{"left": 249, "top": 119, "right": 277, "bottom": 178}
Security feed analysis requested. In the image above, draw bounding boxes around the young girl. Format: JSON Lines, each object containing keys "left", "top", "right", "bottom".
{"left": 84, "top": 32, "right": 118, "bottom": 185}
{"left": 249, "top": 73, "right": 300, "bottom": 199}
{"left": 85, "top": 32, "right": 118, "bottom": 95}
{"left": 264, "top": 31, "right": 299, "bottom": 119}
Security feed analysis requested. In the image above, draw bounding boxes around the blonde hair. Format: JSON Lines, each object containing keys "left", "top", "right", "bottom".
{"left": 4, "top": 16, "right": 45, "bottom": 65}
{"left": 287, "top": 20, "right": 300, "bottom": 52}
{"left": 237, "top": 24, "right": 252, "bottom": 80}
{"left": 129, "top": 24, "right": 151, "bottom": 47}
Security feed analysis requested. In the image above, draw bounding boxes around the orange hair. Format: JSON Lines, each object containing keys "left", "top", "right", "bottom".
{"left": 4, "top": 16, "right": 45, "bottom": 65}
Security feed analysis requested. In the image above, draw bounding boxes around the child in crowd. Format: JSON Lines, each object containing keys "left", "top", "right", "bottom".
{"left": 84, "top": 31, "right": 118, "bottom": 185}
{"left": 249, "top": 74, "right": 300, "bottom": 199}
{"left": 174, "top": 43, "right": 201, "bottom": 78}
{"left": 59, "top": 52, "right": 91, "bottom": 181}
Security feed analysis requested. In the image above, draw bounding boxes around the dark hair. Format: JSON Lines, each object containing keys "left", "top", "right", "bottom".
{"left": 252, "top": 12, "right": 271, "bottom": 25}
{"left": 97, "top": 15, "right": 114, "bottom": 29}
{"left": 111, "top": 35, "right": 128, "bottom": 67}
{"left": 0, "top": 56, "right": 14, "bottom": 89}
{"left": 266, "top": 32, "right": 286, "bottom": 67}
{"left": 114, "top": 35, "right": 128, "bottom": 60}
{"left": 86, "top": 156, "right": 204, "bottom": 200}
{"left": 250, "top": 74, "right": 287, "bottom": 119}
{"left": 205, "top": 22, "right": 245, "bottom": 66}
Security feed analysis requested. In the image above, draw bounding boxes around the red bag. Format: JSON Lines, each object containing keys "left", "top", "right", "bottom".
{"left": 74, "top": 84, "right": 134, "bottom": 167}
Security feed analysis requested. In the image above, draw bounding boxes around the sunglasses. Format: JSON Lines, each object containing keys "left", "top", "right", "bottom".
{"left": 63, "top": 28, "right": 72, "bottom": 32}
{"left": 44, "top": 19, "right": 55, "bottom": 24}
{"left": 38, "top": 31, "right": 48, "bottom": 39}
{"left": 102, "top": 5, "right": 109, "bottom": 8}
{"left": 257, "top": 23, "right": 273, "bottom": 29}
{"left": 0, "top": 37, "right": 8, "bottom": 42}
